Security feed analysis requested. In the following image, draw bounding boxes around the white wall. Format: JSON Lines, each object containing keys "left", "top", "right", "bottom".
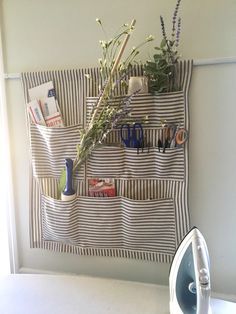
{"left": 1, "top": 0, "right": 236, "bottom": 297}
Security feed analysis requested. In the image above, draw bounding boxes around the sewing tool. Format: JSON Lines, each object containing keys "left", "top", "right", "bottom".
{"left": 158, "top": 123, "right": 189, "bottom": 153}
{"left": 61, "top": 158, "right": 76, "bottom": 201}
{"left": 120, "top": 122, "right": 144, "bottom": 149}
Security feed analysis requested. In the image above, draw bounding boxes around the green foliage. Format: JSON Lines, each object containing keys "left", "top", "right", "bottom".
{"left": 144, "top": 39, "right": 179, "bottom": 94}
{"left": 144, "top": 0, "right": 182, "bottom": 94}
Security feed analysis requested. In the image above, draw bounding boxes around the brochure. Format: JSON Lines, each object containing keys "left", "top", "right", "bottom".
{"left": 28, "top": 81, "right": 55, "bottom": 101}
{"left": 27, "top": 81, "right": 64, "bottom": 127}
{"left": 27, "top": 99, "right": 46, "bottom": 126}
{"left": 88, "top": 178, "right": 116, "bottom": 197}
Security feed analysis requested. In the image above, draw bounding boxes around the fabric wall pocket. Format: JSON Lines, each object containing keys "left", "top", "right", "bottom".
{"left": 128, "top": 92, "right": 185, "bottom": 128}
{"left": 86, "top": 92, "right": 185, "bottom": 128}
{"left": 87, "top": 146, "right": 185, "bottom": 180}
{"left": 38, "top": 178, "right": 86, "bottom": 199}
{"left": 42, "top": 195, "right": 177, "bottom": 258}
{"left": 29, "top": 124, "right": 84, "bottom": 179}
{"left": 22, "top": 61, "right": 192, "bottom": 260}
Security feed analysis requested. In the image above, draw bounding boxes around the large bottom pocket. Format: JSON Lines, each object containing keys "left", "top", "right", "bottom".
{"left": 42, "top": 196, "right": 176, "bottom": 255}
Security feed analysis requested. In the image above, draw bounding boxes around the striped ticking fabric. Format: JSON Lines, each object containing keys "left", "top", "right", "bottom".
{"left": 86, "top": 92, "right": 185, "bottom": 128}
{"left": 38, "top": 178, "right": 86, "bottom": 199}
{"left": 21, "top": 60, "right": 192, "bottom": 262}
{"left": 30, "top": 124, "right": 84, "bottom": 179}
{"left": 86, "top": 146, "right": 185, "bottom": 180}
{"left": 42, "top": 196, "right": 176, "bottom": 254}
{"left": 104, "top": 127, "right": 177, "bottom": 148}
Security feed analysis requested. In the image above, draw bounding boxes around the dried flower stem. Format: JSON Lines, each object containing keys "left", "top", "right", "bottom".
{"left": 77, "top": 19, "right": 136, "bottom": 159}
{"left": 89, "top": 19, "right": 136, "bottom": 128}
{"left": 58, "top": 19, "right": 153, "bottom": 195}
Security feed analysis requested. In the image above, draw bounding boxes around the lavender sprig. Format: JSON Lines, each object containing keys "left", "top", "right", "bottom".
{"left": 143, "top": 0, "right": 182, "bottom": 94}
{"left": 175, "top": 17, "right": 181, "bottom": 48}
{"left": 160, "top": 15, "right": 168, "bottom": 43}
{"left": 160, "top": 0, "right": 182, "bottom": 61}
{"left": 172, "top": 0, "right": 181, "bottom": 40}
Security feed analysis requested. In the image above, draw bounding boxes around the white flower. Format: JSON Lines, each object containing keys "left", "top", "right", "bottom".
{"left": 99, "top": 40, "right": 107, "bottom": 48}
{"left": 146, "top": 35, "right": 154, "bottom": 42}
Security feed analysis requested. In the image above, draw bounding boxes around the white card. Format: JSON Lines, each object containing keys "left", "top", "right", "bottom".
{"left": 39, "top": 96, "right": 59, "bottom": 118}
{"left": 28, "top": 81, "right": 55, "bottom": 101}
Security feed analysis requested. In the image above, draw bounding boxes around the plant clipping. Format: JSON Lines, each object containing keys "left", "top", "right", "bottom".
{"left": 58, "top": 19, "right": 153, "bottom": 196}
{"left": 144, "top": 0, "right": 182, "bottom": 93}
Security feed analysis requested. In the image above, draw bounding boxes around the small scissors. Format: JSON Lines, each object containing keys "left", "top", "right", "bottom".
{"left": 120, "top": 123, "right": 144, "bottom": 148}
{"left": 159, "top": 123, "right": 188, "bottom": 153}
{"left": 175, "top": 128, "right": 188, "bottom": 146}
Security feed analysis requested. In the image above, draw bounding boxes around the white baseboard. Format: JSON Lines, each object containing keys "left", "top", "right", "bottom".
{"left": 19, "top": 267, "right": 76, "bottom": 276}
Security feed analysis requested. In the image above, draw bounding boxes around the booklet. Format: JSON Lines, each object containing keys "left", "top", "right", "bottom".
{"left": 45, "top": 112, "right": 64, "bottom": 128}
{"left": 38, "top": 96, "right": 58, "bottom": 118}
{"left": 28, "top": 81, "right": 64, "bottom": 127}
{"left": 88, "top": 178, "right": 116, "bottom": 197}
{"left": 27, "top": 99, "right": 46, "bottom": 126}
{"left": 28, "top": 81, "right": 56, "bottom": 101}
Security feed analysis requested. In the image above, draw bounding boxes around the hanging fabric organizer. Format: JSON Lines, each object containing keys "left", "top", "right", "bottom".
{"left": 21, "top": 60, "right": 192, "bottom": 263}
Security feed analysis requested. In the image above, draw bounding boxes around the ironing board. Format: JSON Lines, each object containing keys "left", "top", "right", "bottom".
{"left": 0, "top": 274, "right": 235, "bottom": 314}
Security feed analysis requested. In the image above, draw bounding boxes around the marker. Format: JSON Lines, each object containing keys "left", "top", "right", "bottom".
{"left": 61, "top": 158, "right": 76, "bottom": 201}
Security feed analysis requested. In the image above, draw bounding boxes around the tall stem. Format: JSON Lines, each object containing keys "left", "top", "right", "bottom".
{"left": 89, "top": 19, "right": 136, "bottom": 129}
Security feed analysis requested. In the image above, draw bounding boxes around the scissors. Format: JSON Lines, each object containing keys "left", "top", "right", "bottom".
{"left": 120, "top": 123, "right": 144, "bottom": 149}
{"left": 175, "top": 128, "right": 188, "bottom": 146}
{"left": 159, "top": 124, "right": 188, "bottom": 152}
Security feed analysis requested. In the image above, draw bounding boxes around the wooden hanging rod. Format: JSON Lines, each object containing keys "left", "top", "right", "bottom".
{"left": 3, "top": 56, "right": 236, "bottom": 79}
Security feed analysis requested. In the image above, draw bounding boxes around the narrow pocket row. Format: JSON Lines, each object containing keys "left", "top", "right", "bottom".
{"left": 38, "top": 178, "right": 86, "bottom": 199}
{"left": 29, "top": 124, "right": 185, "bottom": 181}
{"left": 30, "top": 124, "right": 84, "bottom": 178}
{"left": 86, "top": 92, "right": 185, "bottom": 128}
{"left": 87, "top": 146, "right": 185, "bottom": 180}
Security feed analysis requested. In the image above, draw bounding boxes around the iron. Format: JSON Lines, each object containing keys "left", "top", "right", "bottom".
{"left": 169, "top": 227, "right": 212, "bottom": 314}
